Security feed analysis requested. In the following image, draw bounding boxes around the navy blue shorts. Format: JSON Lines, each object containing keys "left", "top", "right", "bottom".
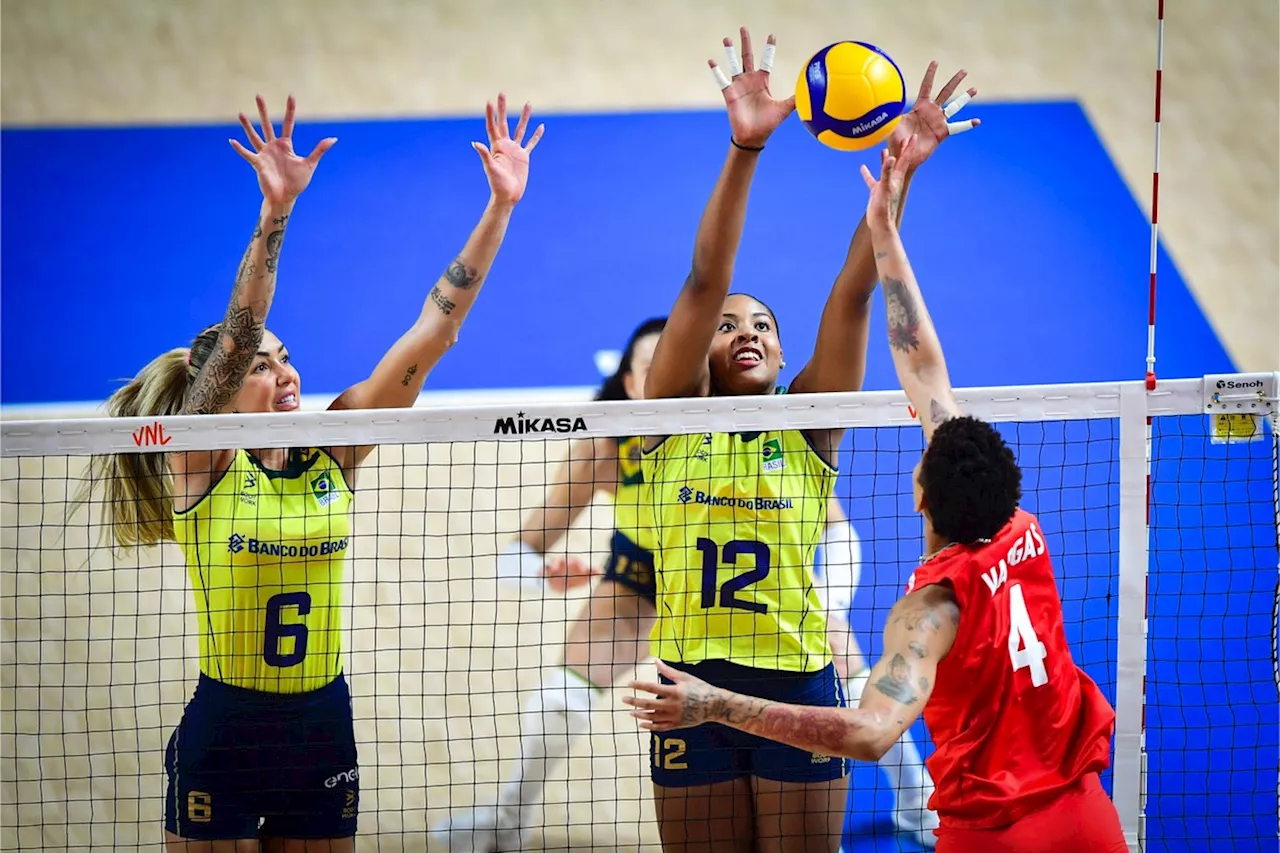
{"left": 650, "top": 659, "right": 850, "bottom": 788}
{"left": 601, "top": 530, "right": 656, "bottom": 603}
{"left": 164, "top": 672, "right": 359, "bottom": 840}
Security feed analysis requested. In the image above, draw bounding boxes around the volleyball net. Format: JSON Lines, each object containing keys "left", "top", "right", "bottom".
{"left": 1, "top": 374, "right": 1276, "bottom": 853}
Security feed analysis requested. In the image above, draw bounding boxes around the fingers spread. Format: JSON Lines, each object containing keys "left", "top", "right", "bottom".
{"left": 760, "top": 34, "right": 777, "bottom": 74}
{"left": 935, "top": 68, "right": 968, "bottom": 106}
{"left": 739, "top": 26, "right": 754, "bottom": 73}
{"left": 710, "top": 60, "right": 732, "bottom": 91}
{"left": 484, "top": 101, "right": 499, "bottom": 144}
{"left": 305, "top": 136, "right": 338, "bottom": 165}
{"left": 496, "top": 93, "right": 510, "bottom": 139}
{"left": 281, "top": 94, "right": 297, "bottom": 139}
{"left": 525, "top": 123, "right": 545, "bottom": 153}
{"left": 916, "top": 61, "right": 938, "bottom": 103}
{"left": 722, "top": 37, "right": 743, "bottom": 77}
{"left": 256, "top": 95, "right": 275, "bottom": 143}
{"left": 859, "top": 163, "right": 876, "bottom": 190}
{"left": 239, "top": 113, "right": 265, "bottom": 151}
{"left": 229, "top": 138, "right": 257, "bottom": 164}
{"left": 942, "top": 89, "right": 975, "bottom": 119}
{"left": 513, "top": 102, "right": 531, "bottom": 145}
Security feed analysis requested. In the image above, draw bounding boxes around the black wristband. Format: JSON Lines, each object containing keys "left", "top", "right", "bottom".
{"left": 730, "top": 137, "right": 765, "bottom": 152}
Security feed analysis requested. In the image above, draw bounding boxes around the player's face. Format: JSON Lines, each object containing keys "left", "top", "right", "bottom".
{"left": 230, "top": 329, "right": 301, "bottom": 414}
{"left": 708, "top": 295, "right": 783, "bottom": 396}
{"left": 622, "top": 332, "right": 662, "bottom": 401}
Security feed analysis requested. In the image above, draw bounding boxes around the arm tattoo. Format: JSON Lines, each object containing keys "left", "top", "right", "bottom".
{"left": 400, "top": 364, "right": 418, "bottom": 387}
{"left": 873, "top": 653, "right": 919, "bottom": 705}
{"left": 687, "top": 684, "right": 771, "bottom": 728}
{"left": 182, "top": 220, "right": 272, "bottom": 415}
{"left": 263, "top": 228, "right": 285, "bottom": 274}
{"left": 443, "top": 258, "right": 481, "bottom": 289}
{"left": 908, "top": 640, "right": 928, "bottom": 659}
{"left": 882, "top": 277, "right": 920, "bottom": 353}
{"left": 719, "top": 696, "right": 854, "bottom": 757}
{"left": 429, "top": 285, "right": 455, "bottom": 315}
{"left": 930, "top": 399, "right": 954, "bottom": 425}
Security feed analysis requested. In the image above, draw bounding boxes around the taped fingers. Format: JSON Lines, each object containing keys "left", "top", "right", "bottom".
{"left": 723, "top": 39, "right": 744, "bottom": 77}
{"left": 943, "top": 90, "right": 974, "bottom": 119}
{"left": 710, "top": 62, "right": 732, "bottom": 91}
{"left": 760, "top": 42, "right": 776, "bottom": 73}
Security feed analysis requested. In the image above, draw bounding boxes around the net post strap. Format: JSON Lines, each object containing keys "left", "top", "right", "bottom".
{"left": 1114, "top": 381, "right": 1150, "bottom": 853}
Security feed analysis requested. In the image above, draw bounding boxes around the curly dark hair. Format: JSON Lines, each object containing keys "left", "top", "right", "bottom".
{"left": 918, "top": 416, "right": 1022, "bottom": 545}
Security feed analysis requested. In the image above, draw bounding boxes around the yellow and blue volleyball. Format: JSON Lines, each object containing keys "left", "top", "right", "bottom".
{"left": 795, "top": 41, "right": 907, "bottom": 152}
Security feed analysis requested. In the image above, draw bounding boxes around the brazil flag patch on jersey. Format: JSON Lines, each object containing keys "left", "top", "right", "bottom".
{"left": 761, "top": 437, "right": 785, "bottom": 472}
{"left": 311, "top": 471, "right": 338, "bottom": 507}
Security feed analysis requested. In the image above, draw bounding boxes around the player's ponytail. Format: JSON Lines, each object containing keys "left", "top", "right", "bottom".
{"left": 80, "top": 325, "right": 221, "bottom": 549}
{"left": 595, "top": 317, "right": 667, "bottom": 402}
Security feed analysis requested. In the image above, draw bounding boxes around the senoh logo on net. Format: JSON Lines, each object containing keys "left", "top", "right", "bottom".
{"left": 1216, "top": 379, "right": 1264, "bottom": 390}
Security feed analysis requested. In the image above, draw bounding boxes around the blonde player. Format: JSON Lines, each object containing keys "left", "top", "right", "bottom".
{"left": 434, "top": 320, "right": 931, "bottom": 850}
{"left": 637, "top": 28, "right": 976, "bottom": 853}
{"left": 83, "top": 94, "right": 542, "bottom": 852}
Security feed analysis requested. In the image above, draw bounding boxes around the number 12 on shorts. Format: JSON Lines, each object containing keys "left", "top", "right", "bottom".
{"left": 1007, "top": 583, "right": 1049, "bottom": 686}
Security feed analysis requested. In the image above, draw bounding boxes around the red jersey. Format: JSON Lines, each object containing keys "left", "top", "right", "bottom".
{"left": 904, "top": 508, "right": 1116, "bottom": 830}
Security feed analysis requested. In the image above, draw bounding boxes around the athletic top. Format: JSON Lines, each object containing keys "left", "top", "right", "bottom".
{"left": 905, "top": 508, "right": 1116, "bottom": 829}
{"left": 612, "top": 434, "right": 658, "bottom": 553}
{"left": 173, "top": 448, "right": 353, "bottom": 694}
{"left": 642, "top": 429, "right": 835, "bottom": 672}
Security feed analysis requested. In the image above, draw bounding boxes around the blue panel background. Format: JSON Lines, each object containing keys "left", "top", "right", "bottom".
{"left": 2, "top": 103, "right": 1273, "bottom": 852}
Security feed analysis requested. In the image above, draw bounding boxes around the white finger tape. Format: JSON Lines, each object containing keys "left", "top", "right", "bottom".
{"left": 724, "top": 43, "right": 743, "bottom": 77}
{"left": 943, "top": 91, "right": 973, "bottom": 119}
{"left": 946, "top": 118, "right": 977, "bottom": 135}
{"left": 760, "top": 43, "right": 776, "bottom": 73}
{"left": 712, "top": 65, "right": 732, "bottom": 91}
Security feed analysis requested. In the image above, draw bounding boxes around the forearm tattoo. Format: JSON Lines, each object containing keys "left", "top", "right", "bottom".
{"left": 443, "top": 258, "right": 481, "bottom": 290}
{"left": 882, "top": 276, "right": 921, "bottom": 353}
{"left": 873, "top": 654, "right": 920, "bottom": 705}
{"left": 263, "top": 227, "right": 285, "bottom": 274}
{"left": 182, "top": 219, "right": 275, "bottom": 415}
{"left": 429, "top": 285, "right": 455, "bottom": 315}
{"left": 401, "top": 364, "right": 418, "bottom": 387}
{"left": 930, "top": 398, "right": 955, "bottom": 425}
{"left": 711, "top": 692, "right": 855, "bottom": 757}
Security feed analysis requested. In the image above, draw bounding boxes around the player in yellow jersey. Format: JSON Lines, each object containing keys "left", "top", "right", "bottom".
{"left": 83, "top": 94, "right": 544, "bottom": 852}
{"left": 436, "top": 319, "right": 936, "bottom": 850}
{"left": 638, "top": 27, "right": 976, "bottom": 852}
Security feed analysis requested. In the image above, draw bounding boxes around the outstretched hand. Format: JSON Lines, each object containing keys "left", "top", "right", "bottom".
{"left": 887, "top": 62, "right": 980, "bottom": 171}
{"left": 862, "top": 135, "right": 917, "bottom": 230}
{"left": 624, "top": 661, "right": 722, "bottom": 732}
{"left": 474, "top": 94, "right": 544, "bottom": 208}
{"left": 230, "top": 95, "right": 337, "bottom": 207}
{"left": 710, "top": 27, "right": 795, "bottom": 149}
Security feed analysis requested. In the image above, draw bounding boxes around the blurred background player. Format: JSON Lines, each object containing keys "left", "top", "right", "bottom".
{"left": 434, "top": 318, "right": 936, "bottom": 850}
{"left": 81, "top": 93, "right": 543, "bottom": 852}
{"left": 635, "top": 28, "right": 973, "bottom": 853}
{"left": 626, "top": 134, "right": 1126, "bottom": 853}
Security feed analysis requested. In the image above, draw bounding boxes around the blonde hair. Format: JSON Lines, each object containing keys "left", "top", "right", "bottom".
{"left": 81, "top": 326, "right": 221, "bottom": 548}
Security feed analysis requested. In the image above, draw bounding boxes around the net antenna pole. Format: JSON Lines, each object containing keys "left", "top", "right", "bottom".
{"left": 1131, "top": 1, "right": 1165, "bottom": 850}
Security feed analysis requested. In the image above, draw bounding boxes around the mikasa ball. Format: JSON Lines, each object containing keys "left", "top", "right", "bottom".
{"left": 795, "top": 41, "right": 907, "bottom": 152}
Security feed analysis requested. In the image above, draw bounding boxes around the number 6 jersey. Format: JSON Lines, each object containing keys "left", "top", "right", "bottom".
{"left": 642, "top": 430, "right": 834, "bottom": 673}
{"left": 173, "top": 448, "right": 353, "bottom": 694}
{"left": 905, "top": 508, "right": 1116, "bottom": 829}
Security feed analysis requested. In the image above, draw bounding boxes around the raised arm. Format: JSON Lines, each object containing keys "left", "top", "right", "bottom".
{"left": 861, "top": 136, "right": 962, "bottom": 443}
{"left": 625, "top": 583, "right": 959, "bottom": 762}
{"left": 790, "top": 64, "right": 977, "bottom": 398}
{"left": 327, "top": 96, "right": 544, "bottom": 469}
{"left": 645, "top": 28, "right": 795, "bottom": 401}
{"left": 171, "top": 97, "right": 335, "bottom": 486}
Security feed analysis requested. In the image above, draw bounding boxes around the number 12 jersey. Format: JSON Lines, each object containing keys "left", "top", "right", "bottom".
{"left": 905, "top": 508, "right": 1117, "bottom": 829}
{"left": 642, "top": 429, "right": 834, "bottom": 673}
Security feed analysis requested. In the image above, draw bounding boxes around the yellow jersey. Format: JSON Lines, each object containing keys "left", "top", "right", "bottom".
{"left": 612, "top": 434, "right": 658, "bottom": 553}
{"left": 642, "top": 429, "right": 835, "bottom": 672}
{"left": 173, "top": 447, "right": 353, "bottom": 694}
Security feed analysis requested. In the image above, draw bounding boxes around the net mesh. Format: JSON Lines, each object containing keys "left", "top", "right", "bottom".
{"left": 0, "top": 384, "right": 1275, "bottom": 852}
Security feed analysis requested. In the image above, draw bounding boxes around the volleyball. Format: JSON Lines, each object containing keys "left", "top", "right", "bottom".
{"left": 795, "top": 41, "right": 907, "bottom": 152}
